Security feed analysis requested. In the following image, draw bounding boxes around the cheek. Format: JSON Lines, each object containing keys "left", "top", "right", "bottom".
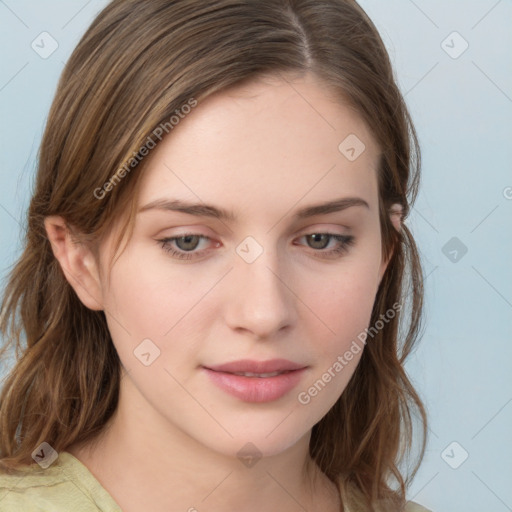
{"left": 101, "top": 252, "right": 215, "bottom": 371}
{"left": 102, "top": 248, "right": 196, "bottom": 333}
{"left": 294, "top": 264, "right": 379, "bottom": 409}
{"left": 299, "top": 258, "right": 380, "bottom": 350}
{"left": 101, "top": 237, "right": 382, "bottom": 372}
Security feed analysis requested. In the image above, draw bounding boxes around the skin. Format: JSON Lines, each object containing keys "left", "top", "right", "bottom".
{"left": 45, "top": 71, "right": 402, "bottom": 512}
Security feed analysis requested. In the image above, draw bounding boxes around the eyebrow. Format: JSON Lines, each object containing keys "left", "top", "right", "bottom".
{"left": 137, "top": 197, "right": 370, "bottom": 221}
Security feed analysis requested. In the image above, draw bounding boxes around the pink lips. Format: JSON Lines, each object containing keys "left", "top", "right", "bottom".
{"left": 202, "top": 359, "right": 307, "bottom": 403}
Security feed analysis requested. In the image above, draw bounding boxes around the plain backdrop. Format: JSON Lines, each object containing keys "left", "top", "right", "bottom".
{"left": 1, "top": 2, "right": 511, "bottom": 511}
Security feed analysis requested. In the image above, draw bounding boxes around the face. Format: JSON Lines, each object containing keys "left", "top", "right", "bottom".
{"left": 87, "top": 71, "right": 391, "bottom": 459}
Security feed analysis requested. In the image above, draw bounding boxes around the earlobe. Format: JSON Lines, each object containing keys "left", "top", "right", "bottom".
{"left": 44, "top": 216, "right": 104, "bottom": 311}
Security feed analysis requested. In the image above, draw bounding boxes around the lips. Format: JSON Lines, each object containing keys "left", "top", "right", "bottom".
{"left": 202, "top": 359, "right": 307, "bottom": 402}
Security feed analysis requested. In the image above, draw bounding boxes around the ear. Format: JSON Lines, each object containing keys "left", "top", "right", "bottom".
{"left": 389, "top": 203, "right": 403, "bottom": 233}
{"left": 378, "top": 203, "right": 403, "bottom": 284}
{"left": 44, "top": 216, "right": 104, "bottom": 311}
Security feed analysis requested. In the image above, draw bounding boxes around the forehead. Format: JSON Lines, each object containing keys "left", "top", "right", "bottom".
{"left": 137, "top": 72, "right": 381, "bottom": 220}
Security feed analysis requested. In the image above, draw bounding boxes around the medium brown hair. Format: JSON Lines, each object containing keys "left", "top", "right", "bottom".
{"left": 0, "top": 1, "right": 427, "bottom": 510}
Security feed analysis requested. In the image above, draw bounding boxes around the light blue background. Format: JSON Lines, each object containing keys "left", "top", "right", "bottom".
{"left": 1, "top": 1, "right": 511, "bottom": 511}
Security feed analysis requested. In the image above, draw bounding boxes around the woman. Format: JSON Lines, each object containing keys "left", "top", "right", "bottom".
{"left": 0, "top": 1, "right": 430, "bottom": 510}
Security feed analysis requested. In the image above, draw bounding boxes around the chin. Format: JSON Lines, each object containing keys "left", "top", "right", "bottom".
{"left": 190, "top": 416, "right": 314, "bottom": 462}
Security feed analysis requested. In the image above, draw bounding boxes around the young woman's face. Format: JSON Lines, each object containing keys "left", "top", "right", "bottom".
{"left": 96, "top": 72, "right": 390, "bottom": 459}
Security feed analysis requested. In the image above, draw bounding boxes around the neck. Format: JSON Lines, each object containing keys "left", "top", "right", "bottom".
{"left": 68, "top": 371, "right": 341, "bottom": 512}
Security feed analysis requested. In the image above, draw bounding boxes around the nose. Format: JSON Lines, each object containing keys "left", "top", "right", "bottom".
{"left": 224, "top": 244, "right": 295, "bottom": 340}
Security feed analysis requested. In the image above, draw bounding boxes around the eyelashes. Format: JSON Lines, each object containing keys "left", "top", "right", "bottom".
{"left": 157, "top": 233, "right": 355, "bottom": 261}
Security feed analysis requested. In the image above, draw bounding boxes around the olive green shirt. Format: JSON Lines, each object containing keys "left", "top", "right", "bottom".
{"left": 0, "top": 451, "right": 432, "bottom": 511}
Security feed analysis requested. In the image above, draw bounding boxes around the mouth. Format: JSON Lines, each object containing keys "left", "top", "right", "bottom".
{"left": 226, "top": 370, "right": 294, "bottom": 378}
{"left": 204, "top": 358, "right": 306, "bottom": 374}
{"left": 202, "top": 359, "right": 308, "bottom": 403}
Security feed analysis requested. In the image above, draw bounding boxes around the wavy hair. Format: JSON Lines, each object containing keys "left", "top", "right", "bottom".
{"left": 0, "top": 1, "right": 427, "bottom": 510}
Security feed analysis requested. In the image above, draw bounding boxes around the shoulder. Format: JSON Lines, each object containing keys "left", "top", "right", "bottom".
{"left": 339, "top": 477, "right": 433, "bottom": 512}
{"left": 0, "top": 458, "right": 57, "bottom": 510}
{"left": 0, "top": 451, "right": 121, "bottom": 511}
{"left": 404, "top": 501, "right": 433, "bottom": 512}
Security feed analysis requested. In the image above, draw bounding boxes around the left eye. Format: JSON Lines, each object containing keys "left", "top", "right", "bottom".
{"left": 158, "top": 234, "right": 211, "bottom": 260}
{"left": 157, "top": 232, "right": 355, "bottom": 261}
